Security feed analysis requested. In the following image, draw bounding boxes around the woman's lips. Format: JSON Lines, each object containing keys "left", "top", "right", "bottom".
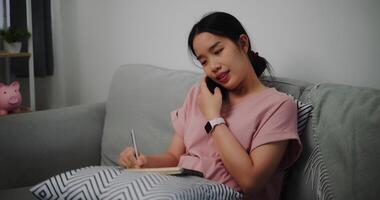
{"left": 216, "top": 71, "right": 230, "bottom": 83}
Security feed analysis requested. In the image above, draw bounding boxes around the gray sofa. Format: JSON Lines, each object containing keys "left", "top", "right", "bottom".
{"left": 1, "top": 64, "right": 379, "bottom": 200}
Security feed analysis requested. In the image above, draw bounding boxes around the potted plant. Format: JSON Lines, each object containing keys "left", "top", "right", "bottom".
{"left": 0, "top": 27, "right": 31, "bottom": 53}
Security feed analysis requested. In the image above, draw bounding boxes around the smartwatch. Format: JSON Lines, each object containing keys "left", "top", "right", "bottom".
{"left": 204, "top": 117, "right": 226, "bottom": 134}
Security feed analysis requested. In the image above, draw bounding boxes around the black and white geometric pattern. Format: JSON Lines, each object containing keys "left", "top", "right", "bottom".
{"left": 30, "top": 166, "right": 242, "bottom": 200}
{"left": 280, "top": 96, "right": 313, "bottom": 198}
{"left": 284, "top": 93, "right": 313, "bottom": 135}
{"left": 294, "top": 99, "right": 313, "bottom": 135}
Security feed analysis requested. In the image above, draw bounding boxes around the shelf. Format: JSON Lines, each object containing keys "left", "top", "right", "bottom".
{"left": 0, "top": 51, "right": 35, "bottom": 111}
{"left": 1, "top": 0, "right": 35, "bottom": 111}
{"left": 0, "top": 51, "right": 31, "bottom": 58}
{"left": 0, "top": 106, "right": 32, "bottom": 117}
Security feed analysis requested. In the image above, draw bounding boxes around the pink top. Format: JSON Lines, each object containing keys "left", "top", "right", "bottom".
{"left": 171, "top": 83, "right": 302, "bottom": 200}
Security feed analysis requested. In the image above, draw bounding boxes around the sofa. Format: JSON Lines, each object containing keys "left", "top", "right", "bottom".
{"left": 0, "top": 64, "right": 379, "bottom": 200}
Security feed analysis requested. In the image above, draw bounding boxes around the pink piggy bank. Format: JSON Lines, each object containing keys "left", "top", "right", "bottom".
{"left": 0, "top": 81, "right": 22, "bottom": 115}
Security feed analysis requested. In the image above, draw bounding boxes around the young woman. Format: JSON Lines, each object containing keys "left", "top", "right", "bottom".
{"left": 118, "top": 12, "right": 302, "bottom": 200}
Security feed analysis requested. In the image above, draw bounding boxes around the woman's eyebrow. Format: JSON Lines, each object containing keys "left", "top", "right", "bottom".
{"left": 209, "top": 41, "right": 221, "bottom": 51}
{"left": 196, "top": 41, "right": 221, "bottom": 60}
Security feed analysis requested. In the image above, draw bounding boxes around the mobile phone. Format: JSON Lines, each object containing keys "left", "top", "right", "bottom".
{"left": 205, "top": 77, "right": 228, "bottom": 100}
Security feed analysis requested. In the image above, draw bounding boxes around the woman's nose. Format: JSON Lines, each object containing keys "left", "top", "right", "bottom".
{"left": 210, "top": 59, "right": 222, "bottom": 72}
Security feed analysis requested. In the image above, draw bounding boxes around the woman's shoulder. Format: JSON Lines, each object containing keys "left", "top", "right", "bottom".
{"left": 186, "top": 82, "right": 201, "bottom": 97}
{"left": 181, "top": 82, "right": 201, "bottom": 105}
{"left": 266, "top": 88, "right": 298, "bottom": 114}
{"left": 246, "top": 87, "right": 296, "bottom": 112}
{"left": 266, "top": 87, "right": 295, "bottom": 103}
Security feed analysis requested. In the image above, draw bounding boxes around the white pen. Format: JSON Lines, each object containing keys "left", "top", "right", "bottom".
{"left": 130, "top": 129, "right": 139, "bottom": 158}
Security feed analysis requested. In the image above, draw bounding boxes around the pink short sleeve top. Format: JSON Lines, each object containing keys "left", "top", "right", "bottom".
{"left": 170, "top": 83, "right": 302, "bottom": 200}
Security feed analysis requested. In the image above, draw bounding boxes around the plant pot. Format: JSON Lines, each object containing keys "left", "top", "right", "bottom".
{"left": 3, "top": 42, "right": 22, "bottom": 53}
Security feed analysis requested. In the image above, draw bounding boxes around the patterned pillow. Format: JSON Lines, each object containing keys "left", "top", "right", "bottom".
{"left": 281, "top": 96, "right": 313, "bottom": 196}
{"left": 30, "top": 166, "right": 242, "bottom": 200}
{"left": 294, "top": 98, "right": 313, "bottom": 135}
{"left": 283, "top": 93, "right": 313, "bottom": 135}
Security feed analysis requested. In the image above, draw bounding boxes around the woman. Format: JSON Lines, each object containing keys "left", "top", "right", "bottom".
{"left": 119, "top": 12, "right": 302, "bottom": 200}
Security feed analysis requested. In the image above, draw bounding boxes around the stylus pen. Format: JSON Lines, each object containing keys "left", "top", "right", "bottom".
{"left": 130, "top": 129, "right": 139, "bottom": 158}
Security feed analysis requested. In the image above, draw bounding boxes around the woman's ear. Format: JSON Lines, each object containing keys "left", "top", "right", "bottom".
{"left": 239, "top": 34, "right": 250, "bottom": 53}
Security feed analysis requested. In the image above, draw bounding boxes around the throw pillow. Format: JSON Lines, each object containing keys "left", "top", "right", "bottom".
{"left": 284, "top": 93, "right": 313, "bottom": 135}
{"left": 30, "top": 166, "right": 242, "bottom": 200}
{"left": 294, "top": 98, "right": 313, "bottom": 135}
{"left": 281, "top": 94, "right": 313, "bottom": 197}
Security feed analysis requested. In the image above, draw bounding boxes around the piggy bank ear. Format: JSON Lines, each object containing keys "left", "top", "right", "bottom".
{"left": 11, "top": 81, "right": 20, "bottom": 89}
{"left": 0, "top": 82, "right": 5, "bottom": 88}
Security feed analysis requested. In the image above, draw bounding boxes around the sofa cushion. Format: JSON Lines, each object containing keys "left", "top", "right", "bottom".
{"left": 283, "top": 83, "right": 380, "bottom": 200}
{"left": 101, "top": 64, "right": 201, "bottom": 165}
{"left": 0, "top": 103, "right": 106, "bottom": 189}
{"left": 30, "top": 166, "right": 242, "bottom": 200}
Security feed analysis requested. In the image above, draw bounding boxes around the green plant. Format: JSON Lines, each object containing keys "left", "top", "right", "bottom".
{"left": 0, "top": 27, "right": 31, "bottom": 43}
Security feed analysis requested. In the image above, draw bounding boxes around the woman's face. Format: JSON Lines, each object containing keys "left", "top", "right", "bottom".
{"left": 192, "top": 32, "right": 255, "bottom": 91}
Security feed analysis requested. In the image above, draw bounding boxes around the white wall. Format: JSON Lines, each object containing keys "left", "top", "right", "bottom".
{"left": 48, "top": 0, "right": 380, "bottom": 108}
{"left": 0, "top": 1, "right": 4, "bottom": 29}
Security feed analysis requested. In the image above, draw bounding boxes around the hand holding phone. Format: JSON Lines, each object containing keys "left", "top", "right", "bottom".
{"left": 205, "top": 77, "right": 228, "bottom": 100}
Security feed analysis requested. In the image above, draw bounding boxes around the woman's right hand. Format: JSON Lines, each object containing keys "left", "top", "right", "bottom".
{"left": 118, "top": 147, "right": 148, "bottom": 169}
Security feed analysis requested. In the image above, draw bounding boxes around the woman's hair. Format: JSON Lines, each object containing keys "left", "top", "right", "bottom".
{"left": 188, "top": 12, "right": 270, "bottom": 77}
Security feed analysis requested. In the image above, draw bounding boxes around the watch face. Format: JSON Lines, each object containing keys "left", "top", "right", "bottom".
{"left": 204, "top": 122, "right": 212, "bottom": 134}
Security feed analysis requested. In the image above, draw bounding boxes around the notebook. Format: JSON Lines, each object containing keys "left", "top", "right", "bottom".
{"left": 127, "top": 167, "right": 204, "bottom": 177}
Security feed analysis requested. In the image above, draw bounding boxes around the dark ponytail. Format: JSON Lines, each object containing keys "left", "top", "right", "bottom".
{"left": 188, "top": 12, "right": 270, "bottom": 77}
{"left": 247, "top": 50, "right": 269, "bottom": 77}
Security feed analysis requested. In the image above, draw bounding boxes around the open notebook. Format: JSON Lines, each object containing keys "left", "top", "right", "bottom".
{"left": 127, "top": 167, "right": 204, "bottom": 177}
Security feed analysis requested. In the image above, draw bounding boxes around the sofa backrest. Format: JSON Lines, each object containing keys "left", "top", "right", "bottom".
{"left": 101, "top": 64, "right": 202, "bottom": 165}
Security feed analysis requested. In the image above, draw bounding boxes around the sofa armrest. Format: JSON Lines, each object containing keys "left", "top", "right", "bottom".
{"left": 0, "top": 103, "right": 106, "bottom": 189}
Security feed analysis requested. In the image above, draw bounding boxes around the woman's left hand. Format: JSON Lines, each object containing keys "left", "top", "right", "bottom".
{"left": 197, "top": 77, "right": 223, "bottom": 120}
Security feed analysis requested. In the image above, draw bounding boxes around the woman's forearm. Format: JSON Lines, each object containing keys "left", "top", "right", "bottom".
{"left": 143, "top": 133, "right": 185, "bottom": 168}
{"left": 211, "top": 124, "right": 258, "bottom": 191}
{"left": 212, "top": 124, "right": 288, "bottom": 194}
{"left": 144, "top": 152, "right": 180, "bottom": 168}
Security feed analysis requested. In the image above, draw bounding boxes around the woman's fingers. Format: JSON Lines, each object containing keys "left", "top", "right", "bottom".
{"left": 118, "top": 147, "right": 148, "bottom": 169}
{"left": 135, "top": 154, "right": 148, "bottom": 168}
{"left": 119, "top": 147, "right": 137, "bottom": 168}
